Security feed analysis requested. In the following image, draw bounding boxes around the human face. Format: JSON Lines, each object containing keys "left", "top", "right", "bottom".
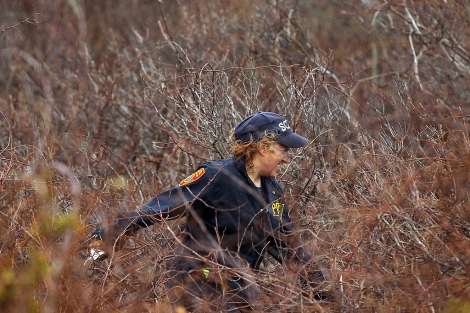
{"left": 258, "top": 143, "right": 291, "bottom": 177}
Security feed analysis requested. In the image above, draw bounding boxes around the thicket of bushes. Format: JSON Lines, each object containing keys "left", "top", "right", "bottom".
{"left": 1, "top": 0, "right": 470, "bottom": 312}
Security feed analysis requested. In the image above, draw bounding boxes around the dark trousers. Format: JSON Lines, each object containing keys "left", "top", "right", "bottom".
{"left": 167, "top": 264, "right": 259, "bottom": 313}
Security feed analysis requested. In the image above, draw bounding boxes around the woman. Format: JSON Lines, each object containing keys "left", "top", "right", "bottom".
{"left": 90, "top": 112, "right": 328, "bottom": 312}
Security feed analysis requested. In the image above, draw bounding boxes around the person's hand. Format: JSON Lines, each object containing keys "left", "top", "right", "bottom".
{"left": 299, "top": 269, "right": 333, "bottom": 301}
{"left": 84, "top": 212, "right": 138, "bottom": 266}
{"left": 84, "top": 238, "right": 107, "bottom": 265}
{"left": 84, "top": 225, "right": 125, "bottom": 265}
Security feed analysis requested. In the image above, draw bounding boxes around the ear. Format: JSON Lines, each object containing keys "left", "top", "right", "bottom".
{"left": 258, "top": 143, "right": 269, "bottom": 155}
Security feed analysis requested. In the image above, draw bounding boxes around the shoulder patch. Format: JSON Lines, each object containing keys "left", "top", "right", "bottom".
{"left": 179, "top": 168, "right": 205, "bottom": 186}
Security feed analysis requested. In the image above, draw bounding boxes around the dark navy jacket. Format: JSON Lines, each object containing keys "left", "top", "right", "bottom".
{"left": 107, "top": 157, "right": 311, "bottom": 270}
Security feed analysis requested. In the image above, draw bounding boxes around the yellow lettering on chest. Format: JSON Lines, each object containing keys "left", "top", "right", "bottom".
{"left": 271, "top": 201, "right": 285, "bottom": 217}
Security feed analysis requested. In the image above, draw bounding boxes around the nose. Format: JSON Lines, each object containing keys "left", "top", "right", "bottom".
{"left": 282, "top": 153, "right": 291, "bottom": 163}
{"left": 274, "top": 145, "right": 292, "bottom": 163}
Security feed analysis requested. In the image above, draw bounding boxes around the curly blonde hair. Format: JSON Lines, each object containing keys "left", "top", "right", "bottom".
{"left": 229, "top": 130, "right": 277, "bottom": 168}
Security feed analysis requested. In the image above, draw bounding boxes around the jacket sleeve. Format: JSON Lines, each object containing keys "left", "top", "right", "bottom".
{"left": 95, "top": 166, "right": 214, "bottom": 248}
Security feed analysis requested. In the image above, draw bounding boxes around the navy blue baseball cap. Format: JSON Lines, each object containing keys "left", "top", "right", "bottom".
{"left": 234, "top": 112, "right": 308, "bottom": 148}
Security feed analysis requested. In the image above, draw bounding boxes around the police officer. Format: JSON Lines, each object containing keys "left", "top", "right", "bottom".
{"left": 90, "top": 112, "right": 329, "bottom": 312}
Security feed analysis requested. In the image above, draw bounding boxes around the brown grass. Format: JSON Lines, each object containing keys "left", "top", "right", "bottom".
{"left": 1, "top": 0, "right": 470, "bottom": 312}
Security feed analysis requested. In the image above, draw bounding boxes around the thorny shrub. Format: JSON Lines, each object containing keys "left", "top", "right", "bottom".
{"left": 1, "top": 0, "right": 470, "bottom": 312}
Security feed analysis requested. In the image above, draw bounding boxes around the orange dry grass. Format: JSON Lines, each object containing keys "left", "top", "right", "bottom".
{"left": 2, "top": 0, "right": 470, "bottom": 312}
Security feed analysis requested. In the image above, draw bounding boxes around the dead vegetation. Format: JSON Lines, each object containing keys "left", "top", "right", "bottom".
{"left": 1, "top": 0, "right": 470, "bottom": 312}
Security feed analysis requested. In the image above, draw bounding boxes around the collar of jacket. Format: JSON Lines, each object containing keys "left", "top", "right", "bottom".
{"left": 232, "top": 156, "right": 253, "bottom": 184}
{"left": 231, "top": 157, "right": 282, "bottom": 196}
